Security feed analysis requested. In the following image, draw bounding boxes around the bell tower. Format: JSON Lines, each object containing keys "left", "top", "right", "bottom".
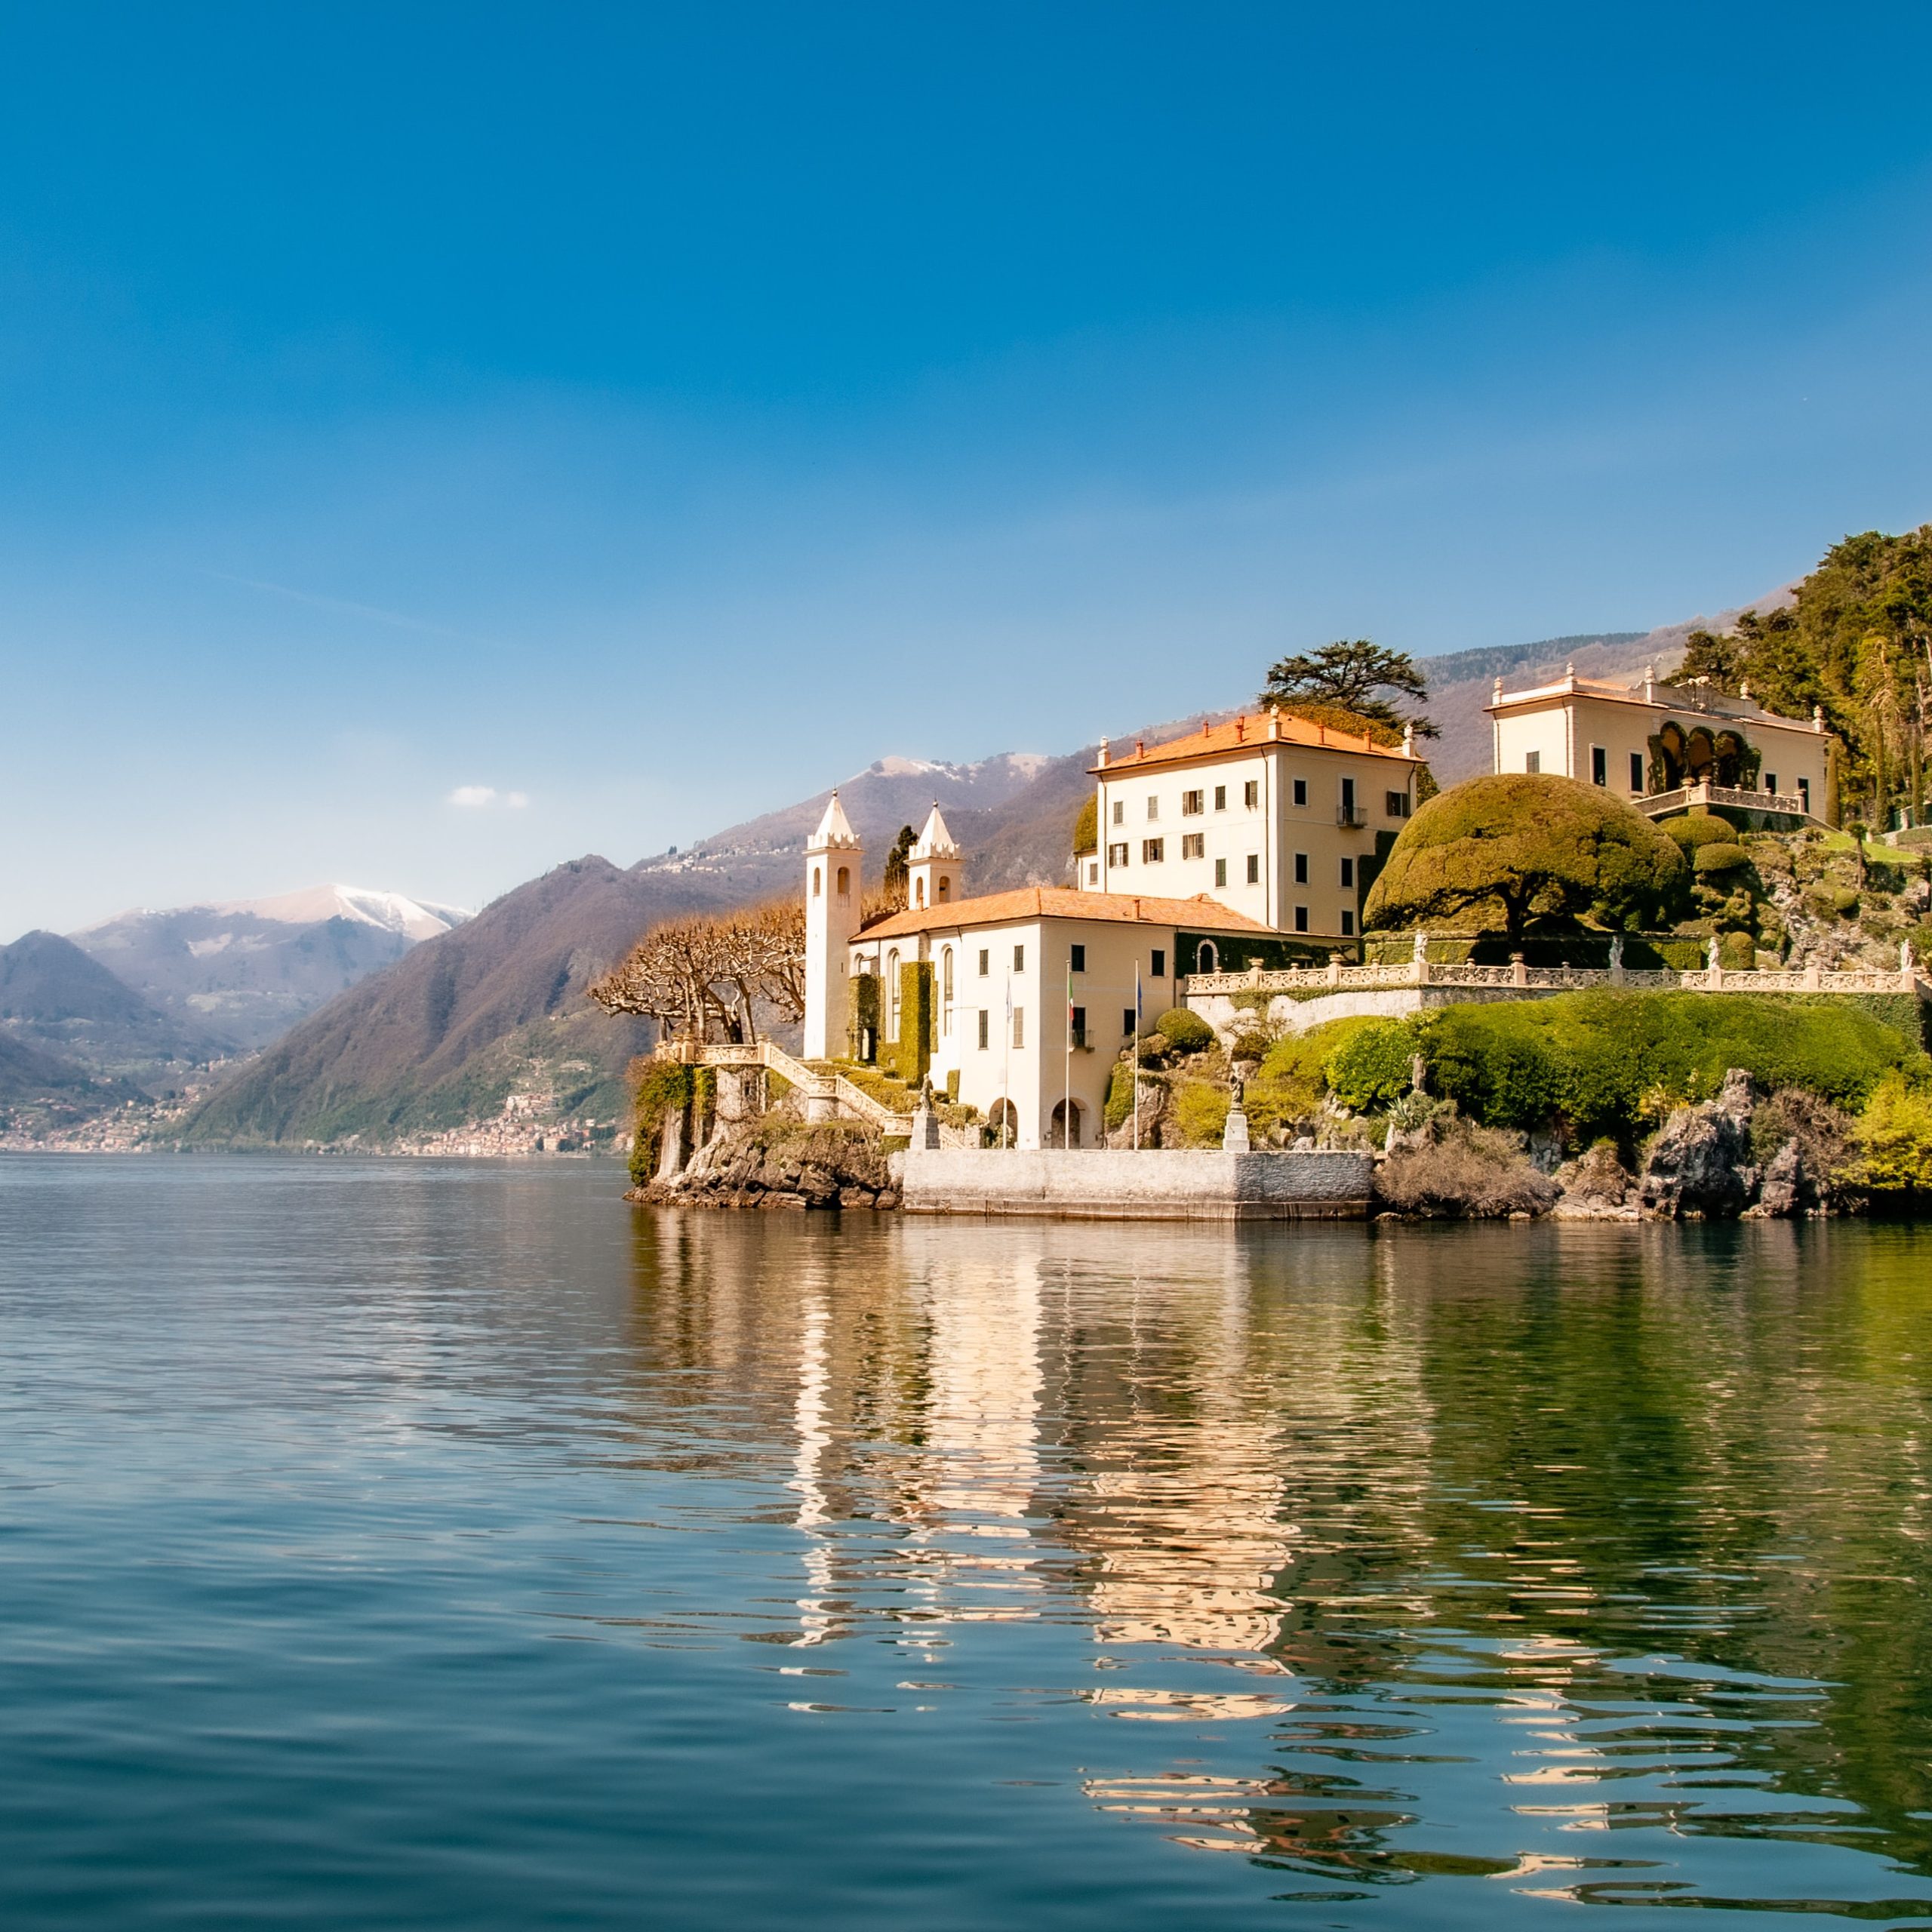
{"left": 904, "top": 802, "right": 961, "bottom": 913}
{"left": 803, "top": 791, "right": 863, "bottom": 1060}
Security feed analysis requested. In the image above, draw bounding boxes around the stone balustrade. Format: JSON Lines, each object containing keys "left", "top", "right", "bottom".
{"left": 1185, "top": 958, "right": 1924, "bottom": 1000}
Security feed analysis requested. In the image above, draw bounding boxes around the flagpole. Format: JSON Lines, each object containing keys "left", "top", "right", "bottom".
{"left": 1064, "top": 952, "right": 1072, "bottom": 1149}
{"left": 1002, "top": 971, "right": 1011, "bottom": 1149}
{"left": 1132, "top": 962, "right": 1141, "bottom": 1151}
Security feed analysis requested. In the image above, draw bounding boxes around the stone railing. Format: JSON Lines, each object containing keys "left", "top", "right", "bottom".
{"left": 1184, "top": 958, "right": 1926, "bottom": 1001}
{"left": 655, "top": 1037, "right": 905, "bottom": 1131}
{"left": 1638, "top": 780, "right": 1810, "bottom": 818}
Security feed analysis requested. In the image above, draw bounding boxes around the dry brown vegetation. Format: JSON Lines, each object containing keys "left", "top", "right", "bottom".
{"left": 589, "top": 900, "right": 805, "bottom": 1044}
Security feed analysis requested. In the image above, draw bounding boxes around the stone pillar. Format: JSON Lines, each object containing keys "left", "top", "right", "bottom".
{"left": 909, "top": 1081, "right": 941, "bottom": 1149}
{"left": 1327, "top": 955, "right": 1343, "bottom": 986}
{"left": 655, "top": 1103, "right": 687, "bottom": 1180}
{"left": 1510, "top": 952, "right": 1527, "bottom": 986}
{"left": 1804, "top": 957, "right": 1822, "bottom": 989}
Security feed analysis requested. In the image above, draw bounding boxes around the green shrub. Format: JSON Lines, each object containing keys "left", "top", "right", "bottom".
{"left": 1693, "top": 841, "right": 1750, "bottom": 875}
{"left": 1423, "top": 990, "right": 1919, "bottom": 1144}
{"left": 1855, "top": 1075, "right": 1932, "bottom": 1192}
{"left": 1172, "top": 1081, "right": 1231, "bottom": 1146}
{"left": 629, "top": 1059, "right": 694, "bottom": 1183}
{"left": 1665, "top": 813, "right": 1739, "bottom": 853}
{"left": 1152, "top": 1008, "right": 1214, "bottom": 1053}
{"left": 1104, "top": 1058, "right": 1137, "bottom": 1130}
{"left": 1324, "top": 1017, "right": 1420, "bottom": 1110}
{"left": 1247, "top": 1017, "right": 1386, "bottom": 1133}
{"left": 1364, "top": 773, "right": 1687, "bottom": 941}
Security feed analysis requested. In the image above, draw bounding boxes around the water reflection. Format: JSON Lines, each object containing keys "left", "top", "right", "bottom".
{"left": 624, "top": 1212, "right": 1932, "bottom": 1917}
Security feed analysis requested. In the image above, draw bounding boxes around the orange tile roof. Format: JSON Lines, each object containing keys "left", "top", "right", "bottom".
{"left": 1093, "top": 710, "right": 1415, "bottom": 773}
{"left": 859, "top": 886, "right": 1272, "bottom": 941}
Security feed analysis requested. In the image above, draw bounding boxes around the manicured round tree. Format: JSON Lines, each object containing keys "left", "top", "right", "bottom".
{"left": 1363, "top": 774, "right": 1687, "bottom": 942}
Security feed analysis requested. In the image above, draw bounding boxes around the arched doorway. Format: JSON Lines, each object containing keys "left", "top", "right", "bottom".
{"left": 1195, "top": 940, "right": 1218, "bottom": 974}
{"left": 1049, "top": 1099, "right": 1084, "bottom": 1148}
{"left": 987, "top": 1099, "right": 1019, "bottom": 1146}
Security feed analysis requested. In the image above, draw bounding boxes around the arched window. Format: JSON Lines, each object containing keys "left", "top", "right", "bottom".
{"left": 915, "top": 877, "right": 925, "bottom": 908}
{"left": 937, "top": 874, "right": 951, "bottom": 901}
{"left": 1197, "top": 940, "right": 1217, "bottom": 973}
{"left": 886, "top": 950, "right": 901, "bottom": 1041}
{"left": 942, "top": 948, "right": 954, "bottom": 999}
{"left": 836, "top": 866, "right": 849, "bottom": 897}
{"left": 811, "top": 865, "right": 822, "bottom": 898}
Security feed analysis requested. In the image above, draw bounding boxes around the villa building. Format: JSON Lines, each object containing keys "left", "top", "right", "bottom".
{"left": 801, "top": 709, "right": 1425, "bottom": 1149}
{"left": 1487, "top": 663, "right": 1837, "bottom": 824}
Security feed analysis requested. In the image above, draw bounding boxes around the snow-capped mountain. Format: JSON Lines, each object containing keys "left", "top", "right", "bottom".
{"left": 70, "top": 887, "right": 472, "bottom": 1054}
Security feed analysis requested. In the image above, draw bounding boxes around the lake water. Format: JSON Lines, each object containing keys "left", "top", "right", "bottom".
{"left": 3, "top": 1158, "right": 1931, "bottom": 1929}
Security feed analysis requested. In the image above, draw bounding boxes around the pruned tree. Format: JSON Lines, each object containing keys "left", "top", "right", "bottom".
{"left": 1363, "top": 774, "right": 1687, "bottom": 943}
{"left": 1260, "top": 638, "right": 1438, "bottom": 739}
{"left": 589, "top": 898, "right": 806, "bottom": 1044}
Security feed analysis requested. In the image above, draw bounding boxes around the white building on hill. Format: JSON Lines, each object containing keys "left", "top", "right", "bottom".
{"left": 801, "top": 708, "right": 1424, "bottom": 1149}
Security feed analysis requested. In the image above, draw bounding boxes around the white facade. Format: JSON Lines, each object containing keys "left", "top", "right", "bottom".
{"left": 850, "top": 898, "right": 1262, "bottom": 1150}
{"left": 1085, "top": 711, "right": 1420, "bottom": 941}
{"left": 801, "top": 792, "right": 863, "bottom": 1060}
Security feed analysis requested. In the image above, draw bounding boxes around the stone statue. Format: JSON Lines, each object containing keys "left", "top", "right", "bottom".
{"left": 1411, "top": 928, "right": 1428, "bottom": 965}
{"left": 1707, "top": 934, "right": 1722, "bottom": 973}
{"left": 1608, "top": 933, "right": 1623, "bottom": 972}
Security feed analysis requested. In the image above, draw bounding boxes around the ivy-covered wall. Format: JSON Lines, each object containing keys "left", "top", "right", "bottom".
{"left": 881, "top": 960, "right": 935, "bottom": 1085}
{"left": 848, "top": 971, "right": 880, "bottom": 1063}
{"left": 1178, "top": 930, "right": 1352, "bottom": 974}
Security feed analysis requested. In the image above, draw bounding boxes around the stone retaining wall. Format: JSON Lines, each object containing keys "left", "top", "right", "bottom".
{"left": 897, "top": 1147, "right": 1373, "bottom": 1220}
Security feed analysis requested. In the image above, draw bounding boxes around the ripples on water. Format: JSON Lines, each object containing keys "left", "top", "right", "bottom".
{"left": 2, "top": 1158, "right": 1930, "bottom": 1928}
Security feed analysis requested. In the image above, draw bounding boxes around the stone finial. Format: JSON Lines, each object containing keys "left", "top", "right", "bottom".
{"left": 1565, "top": 659, "right": 1576, "bottom": 677}
{"left": 1097, "top": 736, "right": 1109, "bottom": 768}
{"left": 1267, "top": 705, "right": 1281, "bottom": 741}
{"left": 1492, "top": 675, "right": 1504, "bottom": 701}
{"left": 1740, "top": 681, "right": 1752, "bottom": 703}
{"left": 1814, "top": 705, "right": 1826, "bottom": 732}
{"left": 1643, "top": 663, "right": 1657, "bottom": 700}
{"left": 1402, "top": 719, "right": 1415, "bottom": 755}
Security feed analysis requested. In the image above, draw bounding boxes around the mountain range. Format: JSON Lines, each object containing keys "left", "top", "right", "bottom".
{"left": 171, "top": 606, "right": 1749, "bottom": 1149}
{"left": 7, "top": 594, "right": 1794, "bottom": 1149}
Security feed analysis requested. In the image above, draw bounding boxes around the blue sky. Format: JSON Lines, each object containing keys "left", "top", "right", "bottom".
{"left": 6, "top": 2, "right": 1932, "bottom": 936}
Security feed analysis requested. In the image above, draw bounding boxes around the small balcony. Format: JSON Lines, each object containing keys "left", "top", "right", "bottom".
{"left": 1335, "top": 804, "right": 1367, "bottom": 829}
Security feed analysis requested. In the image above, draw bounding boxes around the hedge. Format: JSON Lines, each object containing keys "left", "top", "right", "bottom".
{"left": 1151, "top": 1008, "right": 1214, "bottom": 1052}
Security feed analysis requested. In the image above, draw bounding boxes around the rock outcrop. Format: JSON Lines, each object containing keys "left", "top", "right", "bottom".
{"left": 631, "top": 1116, "right": 898, "bottom": 1210}
{"left": 1638, "top": 1069, "right": 1759, "bottom": 1218}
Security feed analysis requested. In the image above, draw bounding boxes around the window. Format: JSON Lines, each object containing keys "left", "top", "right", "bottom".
{"left": 1214, "top": 857, "right": 1227, "bottom": 887}
{"left": 1070, "top": 1005, "right": 1087, "bottom": 1048}
{"left": 1012, "top": 1008, "right": 1025, "bottom": 1048}
{"left": 1112, "top": 799, "right": 1124, "bottom": 826}
{"left": 811, "top": 865, "right": 822, "bottom": 897}
{"left": 1013, "top": 944, "right": 1025, "bottom": 971}
{"left": 1764, "top": 771, "right": 1777, "bottom": 795}
{"left": 1294, "top": 851, "right": 1308, "bottom": 884}
{"left": 1088, "top": 862, "right": 1100, "bottom": 886}
{"left": 1151, "top": 949, "right": 1166, "bottom": 977}
{"left": 942, "top": 948, "right": 954, "bottom": 999}
{"left": 1340, "top": 857, "right": 1354, "bottom": 888}
{"left": 1294, "top": 906, "right": 1309, "bottom": 932}
{"left": 1246, "top": 854, "right": 1260, "bottom": 884}
{"left": 1629, "top": 751, "right": 1644, "bottom": 792}
{"left": 1107, "top": 841, "right": 1129, "bottom": 867}
{"left": 1340, "top": 909, "right": 1355, "bottom": 937}
{"left": 1525, "top": 751, "right": 1541, "bottom": 774}
{"left": 1182, "top": 789, "right": 1204, "bottom": 815}
{"left": 1146, "top": 795, "right": 1160, "bottom": 820}
{"left": 977, "top": 1010, "right": 989, "bottom": 1050}
{"left": 1196, "top": 941, "right": 1217, "bottom": 972}
{"left": 1214, "top": 785, "right": 1226, "bottom": 811}
{"left": 1142, "top": 838, "right": 1164, "bottom": 863}
{"left": 1181, "top": 832, "right": 1204, "bottom": 859}
{"left": 1070, "top": 943, "right": 1086, "bottom": 973}
{"left": 1123, "top": 1008, "right": 1136, "bottom": 1036}
{"left": 977, "top": 949, "right": 989, "bottom": 976}
{"left": 1590, "top": 745, "right": 1607, "bottom": 786}
{"left": 836, "top": 865, "right": 850, "bottom": 895}
{"left": 1246, "top": 780, "right": 1261, "bottom": 808}
{"left": 1385, "top": 791, "right": 1409, "bottom": 819}
{"left": 886, "top": 950, "right": 901, "bottom": 1041}
{"left": 1291, "top": 777, "right": 1306, "bottom": 806}
{"left": 1340, "top": 777, "right": 1357, "bottom": 822}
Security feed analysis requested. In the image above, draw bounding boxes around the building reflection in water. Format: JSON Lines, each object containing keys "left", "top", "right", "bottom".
{"left": 620, "top": 1211, "right": 1932, "bottom": 1910}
